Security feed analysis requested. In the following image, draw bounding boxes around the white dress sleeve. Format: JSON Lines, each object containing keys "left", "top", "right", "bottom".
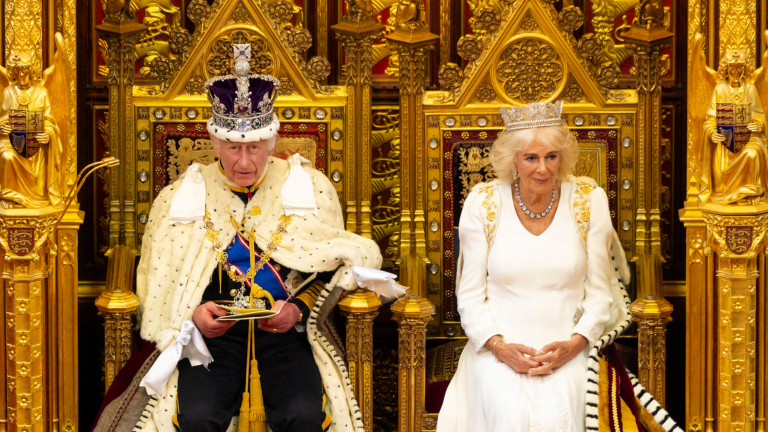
{"left": 457, "top": 190, "right": 504, "bottom": 353}
{"left": 571, "top": 186, "right": 614, "bottom": 346}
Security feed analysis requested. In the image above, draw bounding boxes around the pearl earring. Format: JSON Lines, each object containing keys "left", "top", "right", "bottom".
{"left": 512, "top": 167, "right": 518, "bottom": 178}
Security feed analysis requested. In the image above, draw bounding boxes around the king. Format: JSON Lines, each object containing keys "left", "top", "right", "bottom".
{"left": 98, "top": 44, "right": 383, "bottom": 432}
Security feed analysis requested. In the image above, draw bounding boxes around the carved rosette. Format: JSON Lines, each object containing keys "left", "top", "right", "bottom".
{"left": 456, "top": 35, "right": 482, "bottom": 62}
{"left": 596, "top": 62, "right": 621, "bottom": 88}
{"left": 169, "top": 28, "right": 193, "bottom": 56}
{"left": 495, "top": 38, "right": 565, "bottom": 103}
{"left": 438, "top": 63, "right": 464, "bottom": 91}
{"left": 186, "top": 0, "right": 210, "bottom": 26}
{"left": 577, "top": 34, "right": 602, "bottom": 59}
{"left": 268, "top": 0, "right": 294, "bottom": 24}
{"left": 470, "top": 8, "right": 501, "bottom": 37}
{"left": 288, "top": 29, "right": 313, "bottom": 53}
{"left": 475, "top": 84, "right": 497, "bottom": 103}
{"left": 558, "top": 6, "right": 584, "bottom": 32}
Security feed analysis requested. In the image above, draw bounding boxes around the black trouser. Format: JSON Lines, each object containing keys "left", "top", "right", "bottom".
{"left": 176, "top": 323, "right": 329, "bottom": 432}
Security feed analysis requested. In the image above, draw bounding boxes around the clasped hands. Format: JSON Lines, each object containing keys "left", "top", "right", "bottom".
{"left": 0, "top": 123, "right": 50, "bottom": 144}
{"left": 487, "top": 334, "right": 588, "bottom": 376}
{"left": 192, "top": 300, "right": 301, "bottom": 338}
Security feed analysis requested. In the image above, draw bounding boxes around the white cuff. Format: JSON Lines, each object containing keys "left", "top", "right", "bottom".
{"left": 471, "top": 325, "right": 505, "bottom": 354}
{"left": 140, "top": 321, "right": 213, "bottom": 396}
{"left": 572, "top": 322, "right": 601, "bottom": 347}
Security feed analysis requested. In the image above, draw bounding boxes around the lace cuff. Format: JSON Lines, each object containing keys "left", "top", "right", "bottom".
{"left": 470, "top": 325, "right": 504, "bottom": 354}
{"left": 572, "top": 322, "right": 601, "bottom": 347}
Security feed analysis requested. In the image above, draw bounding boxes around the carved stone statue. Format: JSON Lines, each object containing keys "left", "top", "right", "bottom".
{"left": 0, "top": 33, "right": 70, "bottom": 208}
{"left": 692, "top": 32, "right": 768, "bottom": 205}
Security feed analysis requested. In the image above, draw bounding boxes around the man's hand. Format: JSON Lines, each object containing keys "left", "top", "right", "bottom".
{"left": 527, "top": 334, "right": 588, "bottom": 376}
{"left": 486, "top": 336, "right": 541, "bottom": 374}
{"left": 258, "top": 300, "right": 301, "bottom": 334}
{"left": 192, "top": 302, "right": 235, "bottom": 338}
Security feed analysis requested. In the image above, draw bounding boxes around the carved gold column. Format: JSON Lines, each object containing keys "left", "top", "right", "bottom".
{"left": 703, "top": 211, "right": 768, "bottom": 432}
{"left": 54, "top": 207, "right": 85, "bottom": 432}
{"left": 630, "top": 294, "right": 673, "bottom": 408}
{"left": 385, "top": 7, "right": 438, "bottom": 297}
{"left": 96, "top": 245, "right": 140, "bottom": 390}
{"left": 97, "top": 14, "right": 146, "bottom": 252}
{"left": 337, "top": 289, "right": 381, "bottom": 432}
{"left": 391, "top": 294, "right": 434, "bottom": 432}
{"left": 332, "top": 11, "right": 383, "bottom": 239}
{"left": 624, "top": 16, "right": 673, "bottom": 258}
{"left": 0, "top": 208, "right": 58, "bottom": 432}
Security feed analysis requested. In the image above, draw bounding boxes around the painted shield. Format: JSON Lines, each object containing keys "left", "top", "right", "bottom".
{"left": 726, "top": 226, "right": 753, "bottom": 255}
{"left": 8, "top": 228, "right": 35, "bottom": 256}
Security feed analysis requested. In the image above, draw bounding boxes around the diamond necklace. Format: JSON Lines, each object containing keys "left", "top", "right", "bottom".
{"left": 514, "top": 182, "right": 556, "bottom": 219}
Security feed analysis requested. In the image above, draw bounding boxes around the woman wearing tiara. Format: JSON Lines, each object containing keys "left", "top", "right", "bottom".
{"left": 437, "top": 101, "right": 627, "bottom": 432}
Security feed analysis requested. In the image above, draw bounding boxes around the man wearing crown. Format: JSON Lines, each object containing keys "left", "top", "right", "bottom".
{"left": 102, "top": 45, "right": 382, "bottom": 432}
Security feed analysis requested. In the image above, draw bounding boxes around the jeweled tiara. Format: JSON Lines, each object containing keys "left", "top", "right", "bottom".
{"left": 500, "top": 101, "right": 565, "bottom": 131}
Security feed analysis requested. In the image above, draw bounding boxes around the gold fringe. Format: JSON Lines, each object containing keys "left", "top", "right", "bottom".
{"left": 237, "top": 393, "right": 250, "bottom": 432}
{"left": 249, "top": 359, "right": 268, "bottom": 432}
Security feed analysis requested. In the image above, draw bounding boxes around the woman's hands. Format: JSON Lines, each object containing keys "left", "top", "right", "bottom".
{"left": 526, "top": 334, "right": 588, "bottom": 376}
{"left": 485, "top": 336, "right": 541, "bottom": 374}
{"left": 192, "top": 302, "right": 236, "bottom": 338}
{"left": 487, "top": 334, "right": 588, "bottom": 375}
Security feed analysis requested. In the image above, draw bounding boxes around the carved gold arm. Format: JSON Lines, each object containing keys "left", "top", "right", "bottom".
{"left": 338, "top": 289, "right": 381, "bottom": 432}
{"left": 96, "top": 245, "right": 140, "bottom": 391}
{"left": 391, "top": 294, "right": 434, "bottom": 432}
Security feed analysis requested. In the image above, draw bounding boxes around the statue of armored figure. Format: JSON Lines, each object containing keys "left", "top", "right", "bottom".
{"left": 0, "top": 33, "right": 70, "bottom": 208}
{"left": 692, "top": 32, "right": 768, "bottom": 205}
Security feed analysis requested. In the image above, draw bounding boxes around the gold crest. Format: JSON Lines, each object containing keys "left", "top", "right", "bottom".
{"left": 725, "top": 226, "right": 753, "bottom": 255}
{"left": 8, "top": 228, "right": 35, "bottom": 256}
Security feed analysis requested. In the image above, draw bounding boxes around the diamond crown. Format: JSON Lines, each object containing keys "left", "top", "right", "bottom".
{"left": 500, "top": 101, "right": 565, "bottom": 131}
{"left": 204, "top": 43, "right": 280, "bottom": 133}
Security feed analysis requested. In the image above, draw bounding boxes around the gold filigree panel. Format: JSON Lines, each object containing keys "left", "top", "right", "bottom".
{"left": 206, "top": 29, "right": 279, "bottom": 79}
{"left": 492, "top": 36, "right": 567, "bottom": 104}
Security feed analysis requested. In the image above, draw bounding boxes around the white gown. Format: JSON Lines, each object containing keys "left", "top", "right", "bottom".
{"left": 437, "top": 181, "right": 614, "bottom": 432}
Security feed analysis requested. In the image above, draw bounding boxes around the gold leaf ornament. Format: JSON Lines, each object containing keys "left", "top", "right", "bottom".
{"left": 577, "top": 35, "right": 602, "bottom": 59}
{"left": 438, "top": 63, "right": 464, "bottom": 90}
{"left": 268, "top": 0, "right": 294, "bottom": 24}
{"left": 457, "top": 35, "right": 483, "bottom": 61}
{"left": 306, "top": 56, "right": 331, "bottom": 81}
{"left": 558, "top": 6, "right": 584, "bottom": 32}
{"left": 289, "top": 29, "right": 313, "bottom": 52}
{"left": 596, "top": 62, "right": 621, "bottom": 87}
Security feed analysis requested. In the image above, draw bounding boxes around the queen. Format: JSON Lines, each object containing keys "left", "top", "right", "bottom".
{"left": 0, "top": 46, "right": 68, "bottom": 208}
{"left": 436, "top": 101, "right": 677, "bottom": 432}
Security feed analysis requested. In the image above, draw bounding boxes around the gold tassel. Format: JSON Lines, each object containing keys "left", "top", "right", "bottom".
{"left": 237, "top": 392, "right": 250, "bottom": 432}
{"left": 249, "top": 359, "right": 268, "bottom": 432}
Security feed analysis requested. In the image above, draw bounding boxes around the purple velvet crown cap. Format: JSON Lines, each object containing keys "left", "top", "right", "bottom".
{"left": 206, "top": 77, "right": 275, "bottom": 116}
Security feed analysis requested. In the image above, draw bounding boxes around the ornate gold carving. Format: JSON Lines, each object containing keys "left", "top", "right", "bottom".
{"left": 268, "top": 0, "right": 296, "bottom": 24}
{"left": 288, "top": 29, "right": 313, "bottom": 52}
{"left": 168, "top": 28, "right": 193, "bottom": 54}
{"left": 474, "top": 84, "right": 497, "bottom": 103}
{"left": 278, "top": 77, "right": 297, "bottom": 96}
{"left": 166, "top": 138, "right": 216, "bottom": 182}
{"left": 596, "top": 62, "right": 622, "bottom": 87}
{"left": 582, "top": 0, "right": 635, "bottom": 81}
{"left": 371, "top": 111, "right": 401, "bottom": 256}
{"left": 631, "top": 292, "right": 674, "bottom": 408}
{"left": 392, "top": 295, "right": 434, "bottom": 432}
{"left": 207, "top": 31, "right": 276, "bottom": 78}
{"left": 436, "top": 63, "right": 464, "bottom": 102}
{"left": 719, "top": 0, "right": 757, "bottom": 68}
{"left": 339, "top": 289, "right": 381, "bottom": 432}
{"left": 495, "top": 38, "right": 565, "bottom": 103}
{"left": 559, "top": 6, "right": 585, "bottom": 32}
{"left": 518, "top": 11, "right": 541, "bottom": 34}
{"left": 228, "top": 2, "right": 254, "bottom": 25}
{"left": 457, "top": 36, "right": 482, "bottom": 62}
{"left": 186, "top": 0, "right": 210, "bottom": 26}
{"left": 5, "top": 0, "right": 44, "bottom": 73}
{"left": 563, "top": 78, "right": 586, "bottom": 103}
{"left": 704, "top": 213, "right": 768, "bottom": 258}
{"left": 0, "top": 34, "right": 72, "bottom": 209}
{"left": 306, "top": 56, "right": 332, "bottom": 82}
{"left": 470, "top": 8, "right": 501, "bottom": 37}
